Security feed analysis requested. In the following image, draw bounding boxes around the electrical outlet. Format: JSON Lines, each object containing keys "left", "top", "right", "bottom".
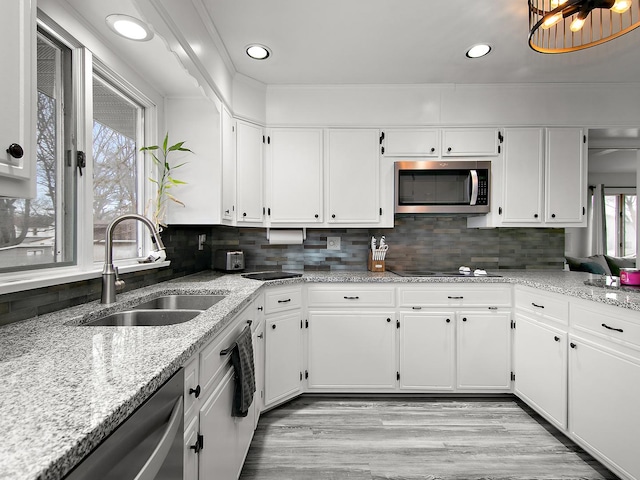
{"left": 327, "top": 236, "right": 341, "bottom": 250}
{"left": 198, "top": 234, "right": 206, "bottom": 251}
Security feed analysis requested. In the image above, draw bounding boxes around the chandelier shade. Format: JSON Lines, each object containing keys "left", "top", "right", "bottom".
{"left": 529, "top": 0, "right": 640, "bottom": 53}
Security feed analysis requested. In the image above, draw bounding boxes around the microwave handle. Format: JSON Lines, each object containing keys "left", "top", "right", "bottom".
{"left": 469, "top": 170, "right": 479, "bottom": 206}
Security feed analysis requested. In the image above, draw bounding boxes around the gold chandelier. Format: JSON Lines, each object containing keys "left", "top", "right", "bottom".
{"left": 529, "top": 0, "right": 640, "bottom": 53}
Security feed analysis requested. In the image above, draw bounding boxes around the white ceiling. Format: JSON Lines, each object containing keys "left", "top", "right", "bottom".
{"left": 201, "top": 0, "right": 640, "bottom": 85}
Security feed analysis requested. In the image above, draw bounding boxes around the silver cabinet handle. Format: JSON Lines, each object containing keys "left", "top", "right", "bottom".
{"left": 134, "top": 396, "right": 183, "bottom": 480}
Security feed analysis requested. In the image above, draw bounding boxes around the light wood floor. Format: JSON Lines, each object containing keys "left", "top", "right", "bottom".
{"left": 239, "top": 397, "right": 618, "bottom": 480}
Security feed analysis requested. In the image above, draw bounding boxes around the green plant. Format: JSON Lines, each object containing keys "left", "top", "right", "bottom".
{"left": 140, "top": 133, "right": 192, "bottom": 229}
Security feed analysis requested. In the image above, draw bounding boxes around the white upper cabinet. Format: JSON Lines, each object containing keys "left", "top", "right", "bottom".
{"left": 469, "top": 127, "right": 587, "bottom": 228}
{"left": 266, "top": 128, "right": 323, "bottom": 224}
{"left": 381, "top": 129, "right": 439, "bottom": 157}
{"left": 0, "top": 0, "right": 35, "bottom": 198}
{"left": 545, "top": 127, "right": 587, "bottom": 225}
{"left": 326, "top": 129, "right": 381, "bottom": 224}
{"left": 501, "top": 128, "right": 544, "bottom": 224}
{"left": 221, "top": 108, "right": 236, "bottom": 223}
{"left": 236, "top": 121, "right": 264, "bottom": 224}
{"left": 441, "top": 128, "right": 499, "bottom": 157}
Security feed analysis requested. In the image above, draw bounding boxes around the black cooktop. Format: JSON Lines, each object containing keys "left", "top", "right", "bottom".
{"left": 242, "top": 271, "right": 303, "bottom": 281}
{"left": 390, "top": 270, "right": 503, "bottom": 278}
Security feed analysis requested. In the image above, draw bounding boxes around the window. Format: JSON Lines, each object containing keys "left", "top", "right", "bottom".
{"left": 92, "top": 73, "right": 145, "bottom": 263}
{"left": 0, "top": 28, "right": 74, "bottom": 272}
{"left": 0, "top": 17, "right": 155, "bottom": 281}
{"left": 605, "top": 191, "right": 637, "bottom": 257}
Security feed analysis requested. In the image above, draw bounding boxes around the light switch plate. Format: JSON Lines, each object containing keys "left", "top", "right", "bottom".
{"left": 327, "top": 236, "right": 341, "bottom": 250}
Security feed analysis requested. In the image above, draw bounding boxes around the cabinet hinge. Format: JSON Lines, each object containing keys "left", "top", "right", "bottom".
{"left": 262, "top": 135, "right": 265, "bottom": 144}
{"left": 498, "top": 131, "right": 504, "bottom": 143}
{"left": 511, "top": 372, "right": 516, "bottom": 382}
{"left": 379, "top": 131, "right": 385, "bottom": 144}
{"left": 381, "top": 146, "right": 385, "bottom": 155}
{"left": 300, "top": 371, "right": 303, "bottom": 381}
{"left": 511, "top": 319, "right": 516, "bottom": 329}
{"left": 396, "top": 372, "right": 400, "bottom": 381}
{"left": 232, "top": 125, "right": 235, "bottom": 133}
{"left": 268, "top": 136, "right": 271, "bottom": 145}
{"left": 300, "top": 319, "right": 303, "bottom": 329}
{"left": 379, "top": 207, "right": 382, "bottom": 216}
{"left": 396, "top": 319, "right": 400, "bottom": 329}
{"left": 305, "top": 319, "right": 309, "bottom": 328}
{"left": 305, "top": 370, "right": 309, "bottom": 379}
{"left": 190, "top": 434, "right": 204, "bottom": 454}
{"left": 498, "top": 145, "right": 501, "bottom": 154}
{"left": 583, "top": 135, "right": 586, "bottom": 143}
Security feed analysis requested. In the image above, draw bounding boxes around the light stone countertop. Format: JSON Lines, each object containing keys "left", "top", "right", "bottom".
{"left": 1, "top": 269, "right": 639, "bottom": 480}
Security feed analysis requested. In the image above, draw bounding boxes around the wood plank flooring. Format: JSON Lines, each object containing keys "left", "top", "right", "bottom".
{"left": 239, "top": 397, "right": 618, "bottom": 480}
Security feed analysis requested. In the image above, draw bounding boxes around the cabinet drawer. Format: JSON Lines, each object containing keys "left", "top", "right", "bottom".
{"left": 200, "top": 316, "right": 253, "bottom": 398}
{"left": 307, "top": 285, "right": 395, "bottom": 307}
{"left": 571, "top": 302, "right": 640, "bottom": 350}
{"left": 515, "top": 286, "right": 569, "bottom": 325}
{"left": 398, "top": 285, "right": 511, "bottom": 308}
{"left": 264, "top": 286, "right": 302, "bottom": 314}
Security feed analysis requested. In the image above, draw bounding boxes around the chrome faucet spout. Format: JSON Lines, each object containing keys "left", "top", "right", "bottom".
{"left": 101, "top": 214, "right": 166, "bottom": 304}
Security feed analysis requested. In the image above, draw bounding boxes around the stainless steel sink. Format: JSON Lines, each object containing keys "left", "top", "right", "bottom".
{"left": 133, "top": 294, "right": 225, "bottom": 310}
{"left": 83, "top": 309, "right": 202, "bottom": 326}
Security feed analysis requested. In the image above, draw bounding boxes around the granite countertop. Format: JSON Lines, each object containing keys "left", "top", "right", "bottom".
{"left": 1, "top": 269, "right": 639, "bottom": 480}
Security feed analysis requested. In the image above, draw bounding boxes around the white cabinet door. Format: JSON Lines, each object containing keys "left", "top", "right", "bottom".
{"left": 307, "top": 311, "right": 396, "bottom": 389}
{"left": 514, "top": 314, "right": 567, "bottom": 430}
{"left": 236, "top": 121, "right": 264, "bottom": 223}
{"left": 265, "top": 311, "right": 302, "bottom": 406}
{"left": 267, "top": 128, "right": 323, "bottom": 223}
{"left": 569, "top": 338, "right": 640, "bottom": 480}
{"left": 252, "top": 320, "right": 265, "bottom": 428}
{"left": 399, "top": 312, "right": 455, "bottom": 391}
{"left": 382, "top": 129, "right": 439, "bottom": 157}
{"left": 326, "top": 129, "right": 381, "bottom": 224}
{"left": 0, "top": 0, "right": 35, "bottom": 198}
{"left": 545, "top": 128, "right": 586, "bottom": 225}
{"left": 456, "top": 311, "right": 511, "bottom": 390}
{"left": 221, "top": 108, "right": 236, "bottom": 222}
{"left": 183, "top": 416, "right": 199, "bottom": 480}
{"left": 198, "top": 368, "right": 238, "bottom": 480}
{"left": 502, "top": 128, "right": 544, "bottom": 224}
{"left": 441, "top": 128, "right": 499, "bottom": 157}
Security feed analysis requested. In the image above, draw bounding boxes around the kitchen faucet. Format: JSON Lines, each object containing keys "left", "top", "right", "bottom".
{"left": 101, "top": 213, "right": 166, "bottom": 304}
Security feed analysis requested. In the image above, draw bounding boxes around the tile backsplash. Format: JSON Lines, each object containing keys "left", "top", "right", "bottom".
{"left": 209, "top": 215, "right": 565, "bottom": 272}
{"left": 0, "top": 218, "right": 564, "bottom": 326}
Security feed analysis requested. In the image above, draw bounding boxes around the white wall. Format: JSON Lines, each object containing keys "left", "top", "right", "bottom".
{"left": 266, "top": 83, "right": 640, "bottom": 128}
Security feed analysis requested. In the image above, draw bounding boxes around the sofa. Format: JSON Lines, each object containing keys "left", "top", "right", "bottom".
{"left": 565, "top": 254, "right": 637, "bottom": 276}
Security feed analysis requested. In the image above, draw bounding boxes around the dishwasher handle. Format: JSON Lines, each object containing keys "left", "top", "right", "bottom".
{"left": 134, "top": 396, "right": 184, "bottom": 480}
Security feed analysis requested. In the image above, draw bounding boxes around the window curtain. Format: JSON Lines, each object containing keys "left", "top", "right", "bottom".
{"left": 588, "top": 184, "right": 607, "bottom": 255}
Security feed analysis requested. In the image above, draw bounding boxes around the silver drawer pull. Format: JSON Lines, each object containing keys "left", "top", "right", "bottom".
{"left": 343, "top": 296, "right": 360, "bottom": 300}
{"left": 602, "top": 323, "right": 623, "bottom": 333}
{"left": 532, "top": 302, "right": 545, "bottom": 308}
{"left": 277, "top": 298, "right": 291, "bottom": 303}
{"left": 447, "top": 296, "right": 464, "bottom": 300}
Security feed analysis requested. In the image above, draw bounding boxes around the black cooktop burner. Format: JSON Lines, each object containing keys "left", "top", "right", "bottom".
{"left": 390, "top": 270, "right": 502, "bottom": 278}
{"left": 242, "top": 271, "right": 303, "bottom": 281}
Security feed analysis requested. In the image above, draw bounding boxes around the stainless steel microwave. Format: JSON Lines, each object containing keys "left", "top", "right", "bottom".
{"left": 395, "top": 160, "right": 490, "bottom": 214}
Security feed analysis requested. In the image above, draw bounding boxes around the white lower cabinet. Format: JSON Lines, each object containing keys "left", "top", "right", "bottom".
{"left": 199, "top": 369, "right": 239, "bottom": 480}
{"left": 307, "top": 311, "right": 396, "bottom": 389}
{"left": 265, "top": 311, "right": 303, "bottom": 405}
{"left": 456, "top": 311, "right": 511, "bottom": 390}
{"left": 183, "top": 299, "right": 262, "bottom": 480}
{"left": 569, "top": 338, "right": 640, "bottom": 480}
{"left": 514, "top": 314, "right": 567, "bottom": 430}
{"left": 398, "top": 312, "right": 455, "bottom": 391}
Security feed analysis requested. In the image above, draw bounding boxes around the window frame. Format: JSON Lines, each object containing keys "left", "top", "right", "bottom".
{"left": 0, "top": 14, "right": 165, "bottom": 295}
{"left": 604, "top": 187, "right": 637, "bottom": 257}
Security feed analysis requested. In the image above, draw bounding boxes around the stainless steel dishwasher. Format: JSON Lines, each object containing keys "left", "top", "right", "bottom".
{"left": 65, "top": 369, "right": 184, "bottom": 480}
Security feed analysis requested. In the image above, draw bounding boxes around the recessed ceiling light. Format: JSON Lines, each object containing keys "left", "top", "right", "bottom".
{"left": 246, "top": 44, "right": 271, "bottom": 60}
{"left": 106, "top": 14, "right": 154, "bottom": 42}
{"left": 466, "top": 44, "right": 492, "bottom": 59}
